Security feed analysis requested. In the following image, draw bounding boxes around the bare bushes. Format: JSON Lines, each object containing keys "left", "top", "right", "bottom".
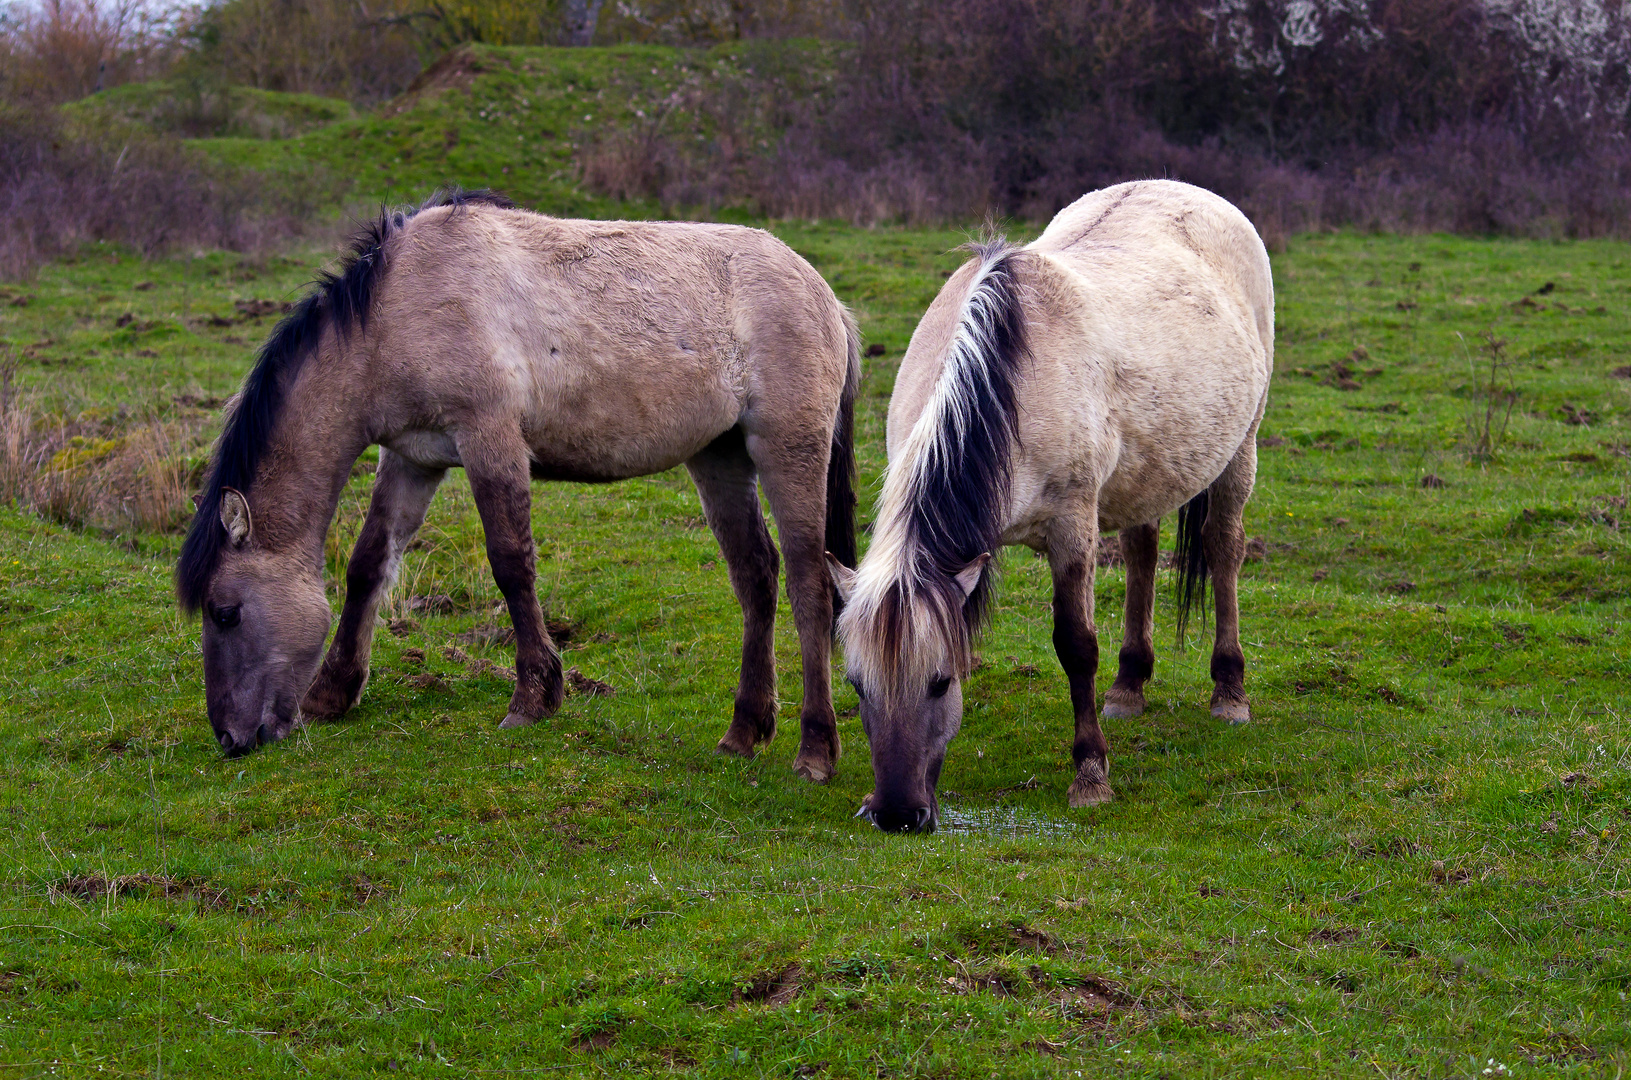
{"left": 184, "top": 0, "right": 421, "bottom": 104}
{"left": 576, "top": 2, "right": 1631, "bottom": 238}
{"left": 0, "top": 0, "right": 179, "bottom": 105}
{"left": 0, "top": 108, "right": 333, "bottom": 280}
{"left": 0, "top": 352, "right": 204, "bottom": 535}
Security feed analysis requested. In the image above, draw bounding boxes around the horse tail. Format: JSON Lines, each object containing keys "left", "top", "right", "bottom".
{"left": 825, "top": 306, "right": 862, "bottom": 618}
{"left": 1174, "top": 488, "right": 1209, "bottom": 642}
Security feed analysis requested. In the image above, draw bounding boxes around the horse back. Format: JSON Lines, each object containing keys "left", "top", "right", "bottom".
{"left": 364, "top": 208, "right": 849, "bottom": 479}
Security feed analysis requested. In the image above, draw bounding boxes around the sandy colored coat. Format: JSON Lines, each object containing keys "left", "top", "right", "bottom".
{"left": 183, "top": 196, "right": 858, "bottom": 779}
{"left": 887, "top": 180, "right": 1273, "bottom": 548}
{"left": 836, "top": 180, "right": 1273, "bottom": 830}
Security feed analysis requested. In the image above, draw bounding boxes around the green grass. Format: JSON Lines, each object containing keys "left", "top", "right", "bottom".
{"left": 3, "top": 206, "right": 1631, "bottom": 1075}
{"left": 64, "top": 79, "right": 355, "bottom": 141}
{"left": 62, "top": 41, "right": 836, "bottom": 217}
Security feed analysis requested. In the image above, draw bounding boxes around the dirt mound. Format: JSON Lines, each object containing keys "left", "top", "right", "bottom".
{"left": 383, "top": 45, "right": 489, "bottom": 117}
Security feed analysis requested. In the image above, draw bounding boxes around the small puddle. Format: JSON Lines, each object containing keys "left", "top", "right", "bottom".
{"left": 938, "top": 804, "right": 1083, "bottom": 838}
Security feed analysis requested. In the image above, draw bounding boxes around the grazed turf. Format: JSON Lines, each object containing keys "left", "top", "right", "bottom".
{"left": 0, "top": 224, "right": 1628, "bottom": 1078}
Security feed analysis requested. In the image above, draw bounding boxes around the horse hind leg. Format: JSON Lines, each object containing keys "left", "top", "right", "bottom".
{"left": 1103, "top": 520, "right": 1159, "bottom": 719}
{"left": 1048, "top": 509, "right": 1114, "bottom": 808}
{"left": 1203, "top": 440, "right": 1258, "bottom": 724}
{"left": 686, "top": 429, "right": 780, "bottom": 760}
{"left": 303, "top": 449, "right": 445, "bottom": 719}
{"left": 751, "top": 430, "right": 840, "bottom": 783}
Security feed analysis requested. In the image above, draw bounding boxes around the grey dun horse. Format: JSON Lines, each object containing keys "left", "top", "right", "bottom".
{"left": 179, "top": 191, "right": 859, "bottom": 781}
{"left": 829, "top": 180, "right": 1274, "bottom": 832}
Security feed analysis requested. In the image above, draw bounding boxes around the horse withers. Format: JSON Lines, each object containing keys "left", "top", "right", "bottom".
{"left": 829, "top": 180, "right": 1274, "bottom": 832}
{"left": 177, "top": 190, "right": 859, "bottom": 781}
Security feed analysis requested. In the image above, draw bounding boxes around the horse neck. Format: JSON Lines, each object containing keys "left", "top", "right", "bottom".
{"left": 249, "top": 341, "right": 371, "bottom": 562}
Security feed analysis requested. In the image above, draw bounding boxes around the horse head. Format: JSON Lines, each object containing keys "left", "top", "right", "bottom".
{"left": 831, "top": 552, "right": 988, "bottom": 833}
{"left": 184, "top": 487, "right": 332, "bottom": 757}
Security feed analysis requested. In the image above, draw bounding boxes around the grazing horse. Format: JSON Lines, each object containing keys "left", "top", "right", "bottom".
{"left": 828, "top": 180, "right": 1274, "bottom": 832}
{"left": 178, "top": 189, "right": 859, "bottom": 781}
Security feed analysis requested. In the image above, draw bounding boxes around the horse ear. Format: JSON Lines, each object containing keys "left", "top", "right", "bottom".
{"left": 825, "top": 551, "right": 857, "bottom": 603}
{"left": 219, "top": 488, "right": 253, "bottom": 548}
{"left": 954, "top": 553, "right": 991, "bottom": 599}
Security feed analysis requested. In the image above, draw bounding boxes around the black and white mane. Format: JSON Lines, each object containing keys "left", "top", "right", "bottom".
{"left": 838, "top": 240, "right": 1028, "bottom": 700}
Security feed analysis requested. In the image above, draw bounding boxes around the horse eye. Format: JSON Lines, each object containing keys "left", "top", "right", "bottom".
{"left": 928, "top": 676, "right": 952, "bottom": 699}
{"left": 211, "top": 604, "right": 241, "bottom": 630}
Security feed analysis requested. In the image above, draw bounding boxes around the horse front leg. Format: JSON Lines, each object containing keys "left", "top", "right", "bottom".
{"left": 1049, "top": 512, "right": 1114, "bottom": 807}
{"left": 303, "top": 449, "right": 445, "bottom": 719}
{"left": 460, "top": 431, "right": 563, "bottom": 729}
{"left": 686, "top": 429, "right": 781, "bottom": 759}
{"left": 1204, "top": 443, "right": 1257, "bottom": 724}
{"left": 1103, "top": 520, "right": 1159, "bottom": 719}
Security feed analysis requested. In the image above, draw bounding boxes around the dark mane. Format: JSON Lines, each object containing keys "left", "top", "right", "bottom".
{"left": 175, "top": 187, "right": 513, "bottom": 612}
{"left": 905, "top": 239, "right": 1028, "bottom": 639}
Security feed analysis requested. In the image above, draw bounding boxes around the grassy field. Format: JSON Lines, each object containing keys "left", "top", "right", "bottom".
{"left": 1, "top": 222, "right": 1627, "bottom": 1078}
{"left": 3, "top": 45, "right": 1629, "bottom": 1080}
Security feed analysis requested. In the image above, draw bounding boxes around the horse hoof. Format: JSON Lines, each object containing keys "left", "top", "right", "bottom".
{"left": 1067, "top": 758, "right": 1114, "bottom": 808}
{"left": 715, "top": 735, "right": 757, "bottom": 759}
{"left": 1211, "top": 701, "right": 1251, "bottom": 725}
{"left": 792, "top": 755, "right": 835, "bottom": 783}
{"left": 1101, "top": 692, "right": 1145, "bottom": 719}
{"left": 1068, "top": 778, "right": 1115, "bottom": 807}
{"left": 499, "top": 711, "right": 537, "bottom": 729}
{"left": 301, "top": 673, "right": 362, "bottom": 720}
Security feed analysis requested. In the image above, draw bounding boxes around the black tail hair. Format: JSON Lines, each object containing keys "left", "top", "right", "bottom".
{"left": 1174, "top": 489, "right": 1210, "bottom": 642}
{"left": 826, "top": 313, "right": 861, "bottom": 622}
{"left": 175, "top": 187, "right": 512, "bottom": 612}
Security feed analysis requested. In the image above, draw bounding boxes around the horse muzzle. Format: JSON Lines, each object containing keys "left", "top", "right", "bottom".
{"left": 214, "top": 702, "right": 298, "bottom": 757}
{"left": 856, "top": 797, "right": 937, "bottom": 834}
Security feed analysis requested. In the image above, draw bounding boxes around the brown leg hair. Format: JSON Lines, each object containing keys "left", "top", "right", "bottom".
{"left": 1103, "top": 519, "right": 1159, "bottom": 719}
{"left": 303, "top": 449, "right": 445, "bottom": 719}
{"left": 1049, "top": 511, "right": 1114, "bottom": 807}
{"left": 1203, "top": 439, "right": 1258, "bottom": 724}
{"left": 686, "top": 429, "right": 781, "bottom": 759}
{"left": 458, "top": 429, "right": 563, "bottom": 729}
{"left": 752, "top": 431, "right": 840, "bottom": 783}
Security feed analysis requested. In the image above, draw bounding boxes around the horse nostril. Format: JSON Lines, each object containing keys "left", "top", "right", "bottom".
{"left": 217, "top": 731, "right": 232, "bottom": 751}
{"left": 914, "top": 806, "right": 932, "bottom": 832}
{"left": 255, "top": 722, "right": 271, "bottom": 746}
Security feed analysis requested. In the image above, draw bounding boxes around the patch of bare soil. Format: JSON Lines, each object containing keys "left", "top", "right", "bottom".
{"left": 1056, "top": 975, "right": 1135, "bottom": 1030}
{"left": 1309, "top": 926, "right": 1363, "bottom": 945}
{"left": 566, "top": 668, "right": 613, "bottom": 697}
{"left": 383, "top": 45, "right": 489, "bottom": 117}
{"left": 455, "top": 622, "right": 513, "bottom": 647}
{"left": 734, "top": 963, "right": 802, "bottom": 1007}
{"left": 1008, "top": 924, "right": 1058, "bottom": 954}
{"left": 51, "top": 872, "right": 228, "bottom": 908}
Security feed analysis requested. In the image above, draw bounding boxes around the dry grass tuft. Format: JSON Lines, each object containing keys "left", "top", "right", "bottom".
{"left": 0, "top": 348, "right": 206, "bottom": 535}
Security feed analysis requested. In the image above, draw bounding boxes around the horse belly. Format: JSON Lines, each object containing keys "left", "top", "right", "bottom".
{"left": 1096, "top": 393, "right": 1260, "bottom": 531}
{"left": 523, "top": 371, "right": 740, "bottom": 483}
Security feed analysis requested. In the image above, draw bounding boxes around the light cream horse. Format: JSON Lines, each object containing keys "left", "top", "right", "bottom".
{"left": 829, "top": 180, "right": 1274, "bottom": 833}
{"left": 179, "top": 190, "right": 859, "bottom": 782}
